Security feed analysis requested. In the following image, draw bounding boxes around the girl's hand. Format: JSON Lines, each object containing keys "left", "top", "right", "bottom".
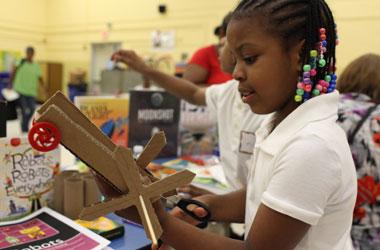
{"left": 177, "top": 184, "right": 214, "bottom": 198}
{"left": 155, "top": 195, "right": 211, "bottom": 250}
{"left": 111, "top": 50, "right": 150, "bottom": 74}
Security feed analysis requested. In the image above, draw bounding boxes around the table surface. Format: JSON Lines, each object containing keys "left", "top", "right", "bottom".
{"left": 108, "top": 213, "right": 151, "bottom": 250}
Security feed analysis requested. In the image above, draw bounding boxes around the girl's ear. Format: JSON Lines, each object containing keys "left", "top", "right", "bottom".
{"left": 290, "top": 39, "right": 306, "bottom": 72}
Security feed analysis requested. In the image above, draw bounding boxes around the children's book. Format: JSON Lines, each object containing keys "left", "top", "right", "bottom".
{"left": 128, "top": 90, "right": 180, "bottom": 157}
{"left": 0, "top": 101, "right": 6, "bottom": 137}
{"left": 0, "top": 207, "right": 109, "bottom": 250}
{"left": 147, "top": 157, "right": 231, "bottom": 195}
{"left": 0, "top": 137, "right": 60, "bottom": 222}
{"left": 74, "top": 96, "right": 129, "bottom": 147}
{"left": 76, "top": 217, "right": 124, "bottom": 240}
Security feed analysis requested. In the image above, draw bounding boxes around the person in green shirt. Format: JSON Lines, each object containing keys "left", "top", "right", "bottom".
{"left": 10, "top": 47, "right": 45, "bottom": 132}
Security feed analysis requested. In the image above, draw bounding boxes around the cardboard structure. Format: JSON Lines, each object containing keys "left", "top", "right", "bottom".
{"left": 32, "top": 91, "right": 195, "bottom": 244}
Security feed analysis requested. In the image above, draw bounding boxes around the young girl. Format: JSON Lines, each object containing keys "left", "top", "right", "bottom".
{"left": 106, "top": 0, "right": 357, "bottom": 249}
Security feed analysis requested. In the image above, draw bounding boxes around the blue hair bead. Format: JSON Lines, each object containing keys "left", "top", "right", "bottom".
{"left": 303, "top": 92, "right": 311, "bottom": 99}
{"left": 322, "top": 40, "right": 327, "bottom": 47}
{"left": 332, "top": 74, "right": 337, "bottom": 80}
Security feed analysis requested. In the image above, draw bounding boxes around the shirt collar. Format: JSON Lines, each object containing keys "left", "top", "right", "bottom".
{"left": 256, "top": 91, "right": 340, "bottom": 155}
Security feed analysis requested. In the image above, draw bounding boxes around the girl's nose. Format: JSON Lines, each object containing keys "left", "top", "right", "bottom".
{"left": 232, "top": 62, "right": 246, "bottom": 82}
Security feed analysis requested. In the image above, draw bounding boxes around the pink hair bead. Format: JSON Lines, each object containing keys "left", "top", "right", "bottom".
{"left": 320, "top": 28, "right": 326, "bottom": 34}
{"left": 304, "top": 84, "right": 312, "bottom": 92}
{"left": 297, "top": 82, "right": 305, "bottom": 89}
{"left": 316, "top": 84, "right": 323, "bottom": 91}
{"left": 323, "top": 87, "right": 328, "bottom": 93}
{"left": 310, "top": 69, "right": 317, "bottom": 76}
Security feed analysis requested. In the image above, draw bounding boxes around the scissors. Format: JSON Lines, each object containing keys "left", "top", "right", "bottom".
{"left": 163, "top": 195, "right": 211, "bottom": 228}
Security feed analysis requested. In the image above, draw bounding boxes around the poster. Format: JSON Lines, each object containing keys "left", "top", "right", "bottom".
{"left": 129, "top": 90, "right": 180, "bottom": 157}
{"left": 0, "top": 137, "right": 60, "bottom": 222}
{"left": 151, "top": 30, "right": 175, "bottom": 51}
{"left": 0, "top": 207, "right": 109, "bottom": 250}
{"left": 75, "top": 96, "right": 129, "bottom": 147}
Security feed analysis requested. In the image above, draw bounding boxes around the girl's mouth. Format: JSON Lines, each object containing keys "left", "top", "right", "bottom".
{"left": 239, "top": 90, "right": 255, "bottom": 103}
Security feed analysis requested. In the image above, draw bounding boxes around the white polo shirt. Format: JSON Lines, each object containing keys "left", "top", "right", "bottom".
{"left": 205, "top": 80, "right": 266, "bottom": 190}
{"left": 245, "top": 91, "right": 357, "bottom": 249}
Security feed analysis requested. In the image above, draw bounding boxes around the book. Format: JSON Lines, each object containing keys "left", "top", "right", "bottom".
{"left": 75, "top": 96, "right": 129, "bottom": 147}
{"left": 0, "top": 101, "right": 6, "bottom": 137}
{"left": 128, "top": 90, "right": 180, "bottom": 157}
{"left": 0, "top": 207, "right": 109, "bottom": 250}
{"left": 0, "top": 137, "right": 60, "bottom": 222}
{"left": 76, "top": 217, "right": 124, "bottom": 240}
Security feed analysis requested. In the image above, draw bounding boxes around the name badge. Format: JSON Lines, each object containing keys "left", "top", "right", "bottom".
{"left": 239, "top": 131, "right": 256, "bottom": 154}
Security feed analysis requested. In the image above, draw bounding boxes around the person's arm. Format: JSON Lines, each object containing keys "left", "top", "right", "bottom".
{"left": 158, "top": 202, "right": 309, "bottom": 250}
{"left": 8, "top": 65, "right": 17, "bottom": 88}
{"left": 182, "top": 64, "right": 209, "bottom": 85}
{"left": 171, "top": 189, "right": 246, "bottom": 225}
{"left": 112, "top": 50, "right": 206, "bottom": 106}
{"left": 39, "top": 76, "right": 48, "bottom": 97}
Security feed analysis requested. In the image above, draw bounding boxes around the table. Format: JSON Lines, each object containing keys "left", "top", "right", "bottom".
{"left": 108, "top": 213, "right": 151, "bottom": 250}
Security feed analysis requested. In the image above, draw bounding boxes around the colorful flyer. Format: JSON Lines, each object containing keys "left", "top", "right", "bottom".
{"left": 0, "top": 137, "right": 60, "bottom": 222}
{"left": 0, "top": 207, "right": 109, "bottom": 250}
{"left": 74, "top": 96, "right": 129, "bottom": 147}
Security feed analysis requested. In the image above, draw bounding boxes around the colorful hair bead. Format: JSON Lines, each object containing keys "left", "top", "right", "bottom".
{"left": 303, "top": 64, "right": 311, "bottom": 72}
{"left": 325, "top": 75, "right": 331, "bottom": 82}
{"left": 294, "top": 26, "right": 338, "bottom": 103}
{"left": 296, "top": 89, "right": 304, "bottom": 96}
{"left": 304, "top": 84, "right": 312, "bottom": 92}
{"left": 310, "top": 50, "right": 318, "bottom": 57}
{"left": 295, "top": 95, "right": 302, "bottom": 102}
{"left": 319, "top": 59, "right": 326, "bottom": 67}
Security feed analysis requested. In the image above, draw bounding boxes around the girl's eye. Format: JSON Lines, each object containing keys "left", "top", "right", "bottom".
{"left": 243, "top": 56, "right": 258, "bottom": 65}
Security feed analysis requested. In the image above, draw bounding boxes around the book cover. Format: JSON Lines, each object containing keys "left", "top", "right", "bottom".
{"left": 76, "top": 217, "right": 124, "bottom": 240}
{"left": 74, "top": 96, "right": 129, "bottom": 147}
{"left": 0, "top": 137, "right": 60, "bottom": 222}
{"left": 0, "top": 207, "right": 109, "bottom": 250}
{"left": 128, "top": 90, "right": 180, "bottom": 157}
{"left": 0, "top": 101, "right": 6, "bottom": 137}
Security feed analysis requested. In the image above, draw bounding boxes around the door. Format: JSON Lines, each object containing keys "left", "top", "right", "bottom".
{"left": 91, "top": 42, "right": 121, "bottom": 84}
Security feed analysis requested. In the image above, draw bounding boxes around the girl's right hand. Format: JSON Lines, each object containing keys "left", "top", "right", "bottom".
{"left": 170, "top": 200, "right": 209, "bottom": 226}
{"left": 155, "top": 196, "right": 211, "bottom": 250}
{"left": 111, "top": 50, "right": 150, "bottom": 74}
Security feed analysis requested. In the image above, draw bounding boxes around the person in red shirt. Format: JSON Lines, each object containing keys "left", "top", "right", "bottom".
{"left": 183, "top": 13, "right": 233, "bottom": 85}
